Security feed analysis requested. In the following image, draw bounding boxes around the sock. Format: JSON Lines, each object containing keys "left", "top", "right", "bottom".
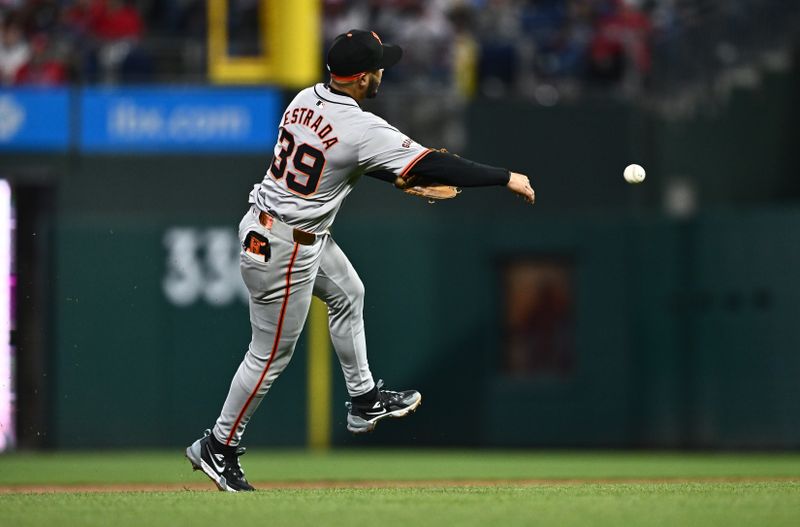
{"left": 351, "top": 385, "right": 378, "bottom": 406}
{"left": 210, "top": 433, "right": 237, "bottom": 454}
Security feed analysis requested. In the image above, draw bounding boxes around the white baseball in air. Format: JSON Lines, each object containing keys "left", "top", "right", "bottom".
{"left": 624, "top": 164, "right": 646, "bottom": 184}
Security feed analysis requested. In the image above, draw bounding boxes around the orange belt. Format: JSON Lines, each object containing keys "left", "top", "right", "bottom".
{"left": 258, "top": 211, "right": 316, "bottom": 246}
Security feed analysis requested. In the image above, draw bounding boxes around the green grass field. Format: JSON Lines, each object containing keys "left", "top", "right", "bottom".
{"left": 1, "top": 450, "right": 798, "bottom": 526}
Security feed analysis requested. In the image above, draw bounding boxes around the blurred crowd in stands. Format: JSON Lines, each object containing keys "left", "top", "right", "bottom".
{"left": 0, "top": 0, "right": 204, "bottom": 86}
{"left": 325, "top": 0, "right": 668, "bottom": 100}
{"left": 0, "top": 0, "right": 669, "bottom": 98}
{"left": 0, "top": 1, "right": 794, "bottom": 101}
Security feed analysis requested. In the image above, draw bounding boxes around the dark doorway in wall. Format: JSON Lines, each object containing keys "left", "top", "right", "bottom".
{"left": 10, "top": 177, "right": 56, "bottom": 449}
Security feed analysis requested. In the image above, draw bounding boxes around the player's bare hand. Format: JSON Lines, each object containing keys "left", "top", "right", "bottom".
{"left": 507, "top": 172, "right": 535, "bottom": 204}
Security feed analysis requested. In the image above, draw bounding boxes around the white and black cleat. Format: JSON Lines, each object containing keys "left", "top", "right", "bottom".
{"left": 185, "top": 429, "right": 255, "bottom": 492}
{"left": 346, "top": 380, "right": 422, "bottom": 434}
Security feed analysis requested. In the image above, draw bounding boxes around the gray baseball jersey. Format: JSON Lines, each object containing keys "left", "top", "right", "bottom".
{"left": 249, "top": 83, "right": 430, "bottom": 234}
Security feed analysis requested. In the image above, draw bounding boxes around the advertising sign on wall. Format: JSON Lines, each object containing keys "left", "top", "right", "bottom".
{"left": 0, "top": 88, "right": 70, "bottom": 151}
{"left": 80, "top": 87, "right": 281, "bottom": 152}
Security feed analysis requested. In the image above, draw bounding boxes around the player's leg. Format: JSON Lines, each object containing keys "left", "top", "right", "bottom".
{"left": 187, "top": 210, "right": 324, "bottom": 491}
{"left": 311, "top": 236, "right": 373, "bottom": 397}
{"left": 213, "top": 250, "right": 318, "bottom": 446}
{"left": 215, "top": 215, "right": 326, "bottom": 445}
{"left": 312, "top": 236, "right": 421, "bottom": 434}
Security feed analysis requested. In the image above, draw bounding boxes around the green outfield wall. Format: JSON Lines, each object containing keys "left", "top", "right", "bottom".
{"left": 40, "top": 199, "right": 800, "bottom": 449}
{"left": 4, "top": 68, "right": 799, "bottom": 449}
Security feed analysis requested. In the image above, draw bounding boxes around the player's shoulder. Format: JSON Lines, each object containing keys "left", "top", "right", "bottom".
{"left": 358, "top": 110, "right": 399, "bottom": 132}
{"left": 289, "top": 85, "right": 320, "bottom": 106}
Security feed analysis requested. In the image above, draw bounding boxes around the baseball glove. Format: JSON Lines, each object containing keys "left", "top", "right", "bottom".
{"left": 394, "top": 148, "right": 460, "bottom": 201}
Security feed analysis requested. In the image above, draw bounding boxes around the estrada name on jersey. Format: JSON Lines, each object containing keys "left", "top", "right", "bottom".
{"left": 249, "top": 83, "right": 430, "bottom": 234}
{"left": 280, "top": 105, "right": 340, "bottom": 150}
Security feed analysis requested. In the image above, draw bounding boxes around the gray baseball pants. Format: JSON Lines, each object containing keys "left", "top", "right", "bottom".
{"left": 212, "top": 207, "right": 375, "bottom": 446}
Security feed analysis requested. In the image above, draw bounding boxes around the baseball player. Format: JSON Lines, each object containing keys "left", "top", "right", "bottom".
{"left": 186, "top": 29, "right": 535, "bottom": 492}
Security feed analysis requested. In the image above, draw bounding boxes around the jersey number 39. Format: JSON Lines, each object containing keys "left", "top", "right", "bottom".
{"left": 269, "top": 128, "right": 325, "bottom": 196}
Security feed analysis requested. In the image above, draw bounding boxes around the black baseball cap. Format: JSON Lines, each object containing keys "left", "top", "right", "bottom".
{"left": 327, "top": 30, "right": 403, "bottom": 80}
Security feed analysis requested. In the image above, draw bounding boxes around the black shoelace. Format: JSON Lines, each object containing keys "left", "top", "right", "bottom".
{"left": 226, "top": 447, "right": 247, "bottom": 479}
{"left": 346, "top": 379, "right": 404, "bottom": 410}
{"left": 378, "top": 388, "right": 405, "bottom": 407}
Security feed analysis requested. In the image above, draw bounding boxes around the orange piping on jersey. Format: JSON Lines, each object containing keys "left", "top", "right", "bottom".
{"left": 226, "top": 242, "right": 301, "bottom": 446}
{"left": 399, "top": 148, "right": 433, "bottom": 179}
{"left": 330, "top": 72, "right": 366, "bottom": 82}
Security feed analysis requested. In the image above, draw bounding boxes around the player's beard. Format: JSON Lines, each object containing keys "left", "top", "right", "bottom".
{"left": 366, "top": 76, "right": 380, "bottom": 99}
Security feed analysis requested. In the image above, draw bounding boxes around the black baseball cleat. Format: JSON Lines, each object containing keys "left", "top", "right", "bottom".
{"left": 185, "top": 429, "right": 255, "bottom": 492}
{"left": 346, "top": 379, "right": 422, "bottom": 434}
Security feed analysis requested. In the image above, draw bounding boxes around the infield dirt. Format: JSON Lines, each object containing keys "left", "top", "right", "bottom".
{"left": 1, "top": 476, "right": 797, "bottom": 494}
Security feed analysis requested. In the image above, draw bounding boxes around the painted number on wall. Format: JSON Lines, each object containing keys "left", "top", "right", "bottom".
{"left": 162, "top": 228, "right": 248, "bottom": 306}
